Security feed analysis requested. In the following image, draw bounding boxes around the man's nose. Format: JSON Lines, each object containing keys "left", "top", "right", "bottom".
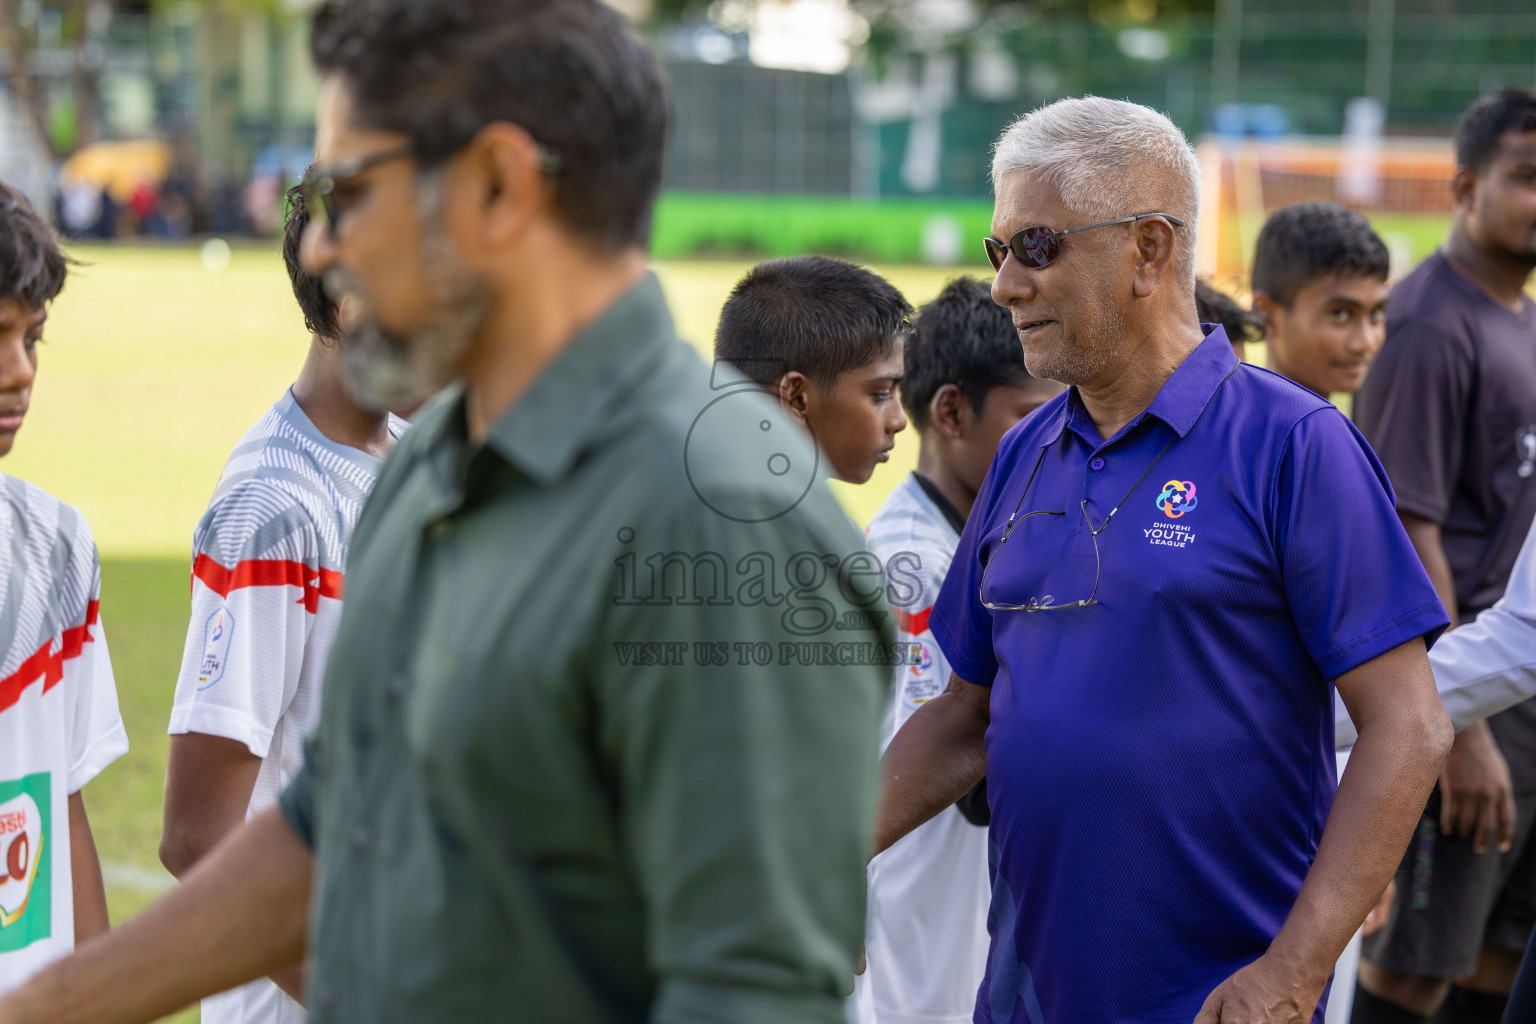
{"left": 888, "top": 397, "right": 908, "bottom": 436}
{"left": 1348, "top": 320, "right": 1383, "bottom": 357}
{"left": 0, "top": 336, "right": 36, "bottom": 395}
{"left": 301, "top": 215, "right": 339, "bottom": 277}
{"left": 990, "top": 259, "right": 1038, "bottom": 308}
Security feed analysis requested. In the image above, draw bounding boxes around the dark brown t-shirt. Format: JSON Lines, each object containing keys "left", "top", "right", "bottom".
{"left": 1355, "top": 250, "right": 1536, "bottom": 620}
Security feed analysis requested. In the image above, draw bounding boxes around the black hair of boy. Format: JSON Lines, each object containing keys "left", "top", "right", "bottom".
{"left": 1250, "top": 202, "right": 1389, "bottom": 308}
{"left": 902, "top": 276, "right": 1034, "bottom": 431}
{"left": 1456, "top": 88, "right": 1536, "bottom": 174}
{"left": 715, "top": 255, "right": 912, "bottom": 388}
{"left": 0, "top": 183, "right": 68, "bottom": 311}
{"left": 1195, "top": 280, "right": 1260, "bottom": 345}
{"left": 282, "top": 184, "right": 340, "bottom": 340}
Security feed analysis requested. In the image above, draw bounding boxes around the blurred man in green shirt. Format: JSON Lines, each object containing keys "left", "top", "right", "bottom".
{"left": 0, "top": 3, "right": 891, "bottom": 1023}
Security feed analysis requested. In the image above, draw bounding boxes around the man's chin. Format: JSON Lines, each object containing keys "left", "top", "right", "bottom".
{"left": 341, "top": 345, "right": 438, "bottom": 412}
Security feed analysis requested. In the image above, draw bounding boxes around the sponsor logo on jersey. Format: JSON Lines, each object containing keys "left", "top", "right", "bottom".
{"left": 198, "top": 605, "right": 235, "bottom": 690}
{"left": 0, "top": 772, "right": 50, "bottom": 952}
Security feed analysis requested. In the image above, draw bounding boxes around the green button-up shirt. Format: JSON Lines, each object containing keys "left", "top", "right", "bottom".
{"left": 280, "top": 275, "right": 892, "bottom": 1023}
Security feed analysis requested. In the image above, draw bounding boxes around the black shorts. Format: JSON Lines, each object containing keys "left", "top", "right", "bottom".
{"left": 1361, "top": 704, "right": 1536, "bottom": 980}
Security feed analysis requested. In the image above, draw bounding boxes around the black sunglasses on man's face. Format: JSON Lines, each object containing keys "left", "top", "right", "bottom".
{"left": 300, "top": 138, "right": 565, "bottom": 236}
{"left": 983, "top": 212, "right": 1185, "bottom": 272}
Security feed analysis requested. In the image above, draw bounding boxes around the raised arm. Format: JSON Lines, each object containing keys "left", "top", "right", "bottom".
{"left": 872, "top": 672, "right": 991, "bottom": 858}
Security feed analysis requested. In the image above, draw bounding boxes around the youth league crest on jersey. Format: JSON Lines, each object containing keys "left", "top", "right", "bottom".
{"left": 1146, "top": 478, "right": 1199, "bottom": 548}
{"left": 0, "top": 773, "right": 50, "bottom": 951}
{"left": 197, "top": 605, "right": 235, "bottom": 690}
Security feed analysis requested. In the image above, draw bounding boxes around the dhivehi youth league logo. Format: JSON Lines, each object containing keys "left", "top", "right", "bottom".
{"left": 1156, "top": 479, "right": 1198, "bottom": 518}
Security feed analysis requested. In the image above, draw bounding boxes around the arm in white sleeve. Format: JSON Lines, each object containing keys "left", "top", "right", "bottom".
{"left": 1340, "top": 514, "right": 1536, "bottom": 747}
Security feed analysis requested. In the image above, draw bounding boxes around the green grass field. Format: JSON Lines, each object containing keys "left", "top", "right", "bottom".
{"left": 10, "top": 244, "right": 986, "bottom": 1021}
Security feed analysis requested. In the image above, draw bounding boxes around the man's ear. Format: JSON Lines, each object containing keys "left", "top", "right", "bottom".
{"left": 1130, "top": 215, "right": 1180, "bottom": 298}
{"left": 1451, "top": 167, "right": 1478, "bottom": 213}
{"left": 1250, "top": 291, "right": 1278, "bottom": 338}
{"left": 777, "top": 371, "right": 812, "bottom": 427}
{"left": 457, "top": 122, "right": 550, "bottom": 249}
{"left": 929, "top": 383, "right": 968, "bottom": 441}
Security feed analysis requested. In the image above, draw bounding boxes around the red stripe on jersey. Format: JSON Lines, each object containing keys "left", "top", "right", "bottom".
{"left": 191, "top": 555, "right": 345, "bottom": 613}
{"left": 896, "top": 605, "right": 932, "bottom": 636}
{"left": 0, "top": 599, "right": 101, "bottom": 714}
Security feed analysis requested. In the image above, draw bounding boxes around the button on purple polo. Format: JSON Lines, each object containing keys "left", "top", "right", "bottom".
{"left": 930, "top": 325, "right": 1447, "bottom": 1024}
{"left": 1089, "top": 456, "right": 1105, "bottom": 471}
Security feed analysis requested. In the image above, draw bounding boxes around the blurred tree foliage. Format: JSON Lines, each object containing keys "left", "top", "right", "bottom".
{"left": 1, "top": 0, "right": 284, "bottom": 159}
{"left": 648, "top": 0, "right": 1219, "bottom": 24}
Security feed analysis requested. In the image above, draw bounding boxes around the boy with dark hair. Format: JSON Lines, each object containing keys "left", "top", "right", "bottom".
{"left": 1353, "top": 88, "right": 1536, "bottom": 1024}
{"left": 1241, "top": 201, "right": 1394, "bottom": 1024}
{"left": 1251, "top": 202, "right": 1391, "bottom": 398}
{"left": 157, "top": 185, "right": 405, "bottom": 1024}
{"left": 715, "top": 255, "right": 911, "bottom": 484}
{"left": 853, "top": 277, "right": 1062, "bottom": 1024}
{"left": 0, "top": 183, "right": 127, "bottom": 992}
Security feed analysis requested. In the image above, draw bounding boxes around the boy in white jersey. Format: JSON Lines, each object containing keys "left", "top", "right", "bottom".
{"left": 159, "top": 186, "right": 405, "bottom": 1021}
{"left": 855, "top": 278, "right": 1062, "bottom": 1024}
{"left": 0, "top": 183, "right": 128, "bottom": 992}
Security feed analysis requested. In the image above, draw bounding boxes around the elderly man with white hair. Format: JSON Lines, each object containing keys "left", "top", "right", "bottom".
{"left": 870, "top": 96, "right": 1456, "bottom": 1024}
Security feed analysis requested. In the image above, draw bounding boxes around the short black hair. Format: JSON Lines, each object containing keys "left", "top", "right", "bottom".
{"left": 714, "top": 256, "right": 912, "bottom": 389}
{"left": 1195, "top": 280, "right": 1261, "bottom": 345}
{"left": 902, "top": 277, "right": 1034, "bottom": 431}
{"left": 1250, "top": 202, "right": 1389, "bottom": 308}
{"left": 309, "top": 0, "right": 668, "bottom": 249}
{"left": 1456, "top": 89, "right": 1536, "bottom": 175}
{"left": 282, "top": 185, "right": 340, "bottom": 339}
{"left": 0, "top": 183, "right": 67, "bottom": 311}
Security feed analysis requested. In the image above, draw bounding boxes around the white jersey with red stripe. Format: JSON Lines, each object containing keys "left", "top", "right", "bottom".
{"left": 0, "top": 475, "right": 128, "bottom": 993}
{"left": 852, "top": 472, "right": 990, "bottom": 1024}
{"left": 169, "top": 390, "right": 404, "bottom": 1024}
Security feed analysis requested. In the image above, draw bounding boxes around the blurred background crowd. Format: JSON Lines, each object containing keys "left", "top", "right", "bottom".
{"left": 0, "top": 0, "right": 1529, "bottom": 279}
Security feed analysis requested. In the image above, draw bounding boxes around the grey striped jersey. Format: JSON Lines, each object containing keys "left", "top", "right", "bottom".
{"left": 169, "top": 389, "right": 404, "bottom": 1024}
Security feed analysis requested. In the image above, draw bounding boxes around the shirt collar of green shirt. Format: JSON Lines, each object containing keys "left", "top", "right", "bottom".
{"left": 422, "top": 273, "right": 678, "bottom": 489}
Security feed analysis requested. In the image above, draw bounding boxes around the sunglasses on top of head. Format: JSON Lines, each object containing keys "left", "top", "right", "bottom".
{"left": 983, "top": 212, "right": 1185, "bottom": 272}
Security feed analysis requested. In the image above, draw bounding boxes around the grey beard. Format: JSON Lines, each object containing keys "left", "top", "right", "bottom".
{"left": 328, "top": 188, "right": 494, "bottom": 411}
{"left": 340, "top": 274, "right": 491, "bottom": 411}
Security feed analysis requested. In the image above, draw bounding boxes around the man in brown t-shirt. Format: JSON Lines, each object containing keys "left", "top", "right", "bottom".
{"left": 1353, "top": 88, "right": 1536, "bottom": 1024}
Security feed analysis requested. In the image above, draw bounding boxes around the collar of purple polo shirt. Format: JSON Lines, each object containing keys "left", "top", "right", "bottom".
{"left": 925, "top": 323, "right": 1448, "bottom": 1024}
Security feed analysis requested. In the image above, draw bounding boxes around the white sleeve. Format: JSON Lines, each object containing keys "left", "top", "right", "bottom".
{"left": 65, "top": 549, "right": 129, "bottom": 794}
{"left": 867, "top": 533, "right": 952, "bottom": 749}
{"left": 1335, "top": 513, "right": 1536, "bottom": 748}
{"left": 167, "top": 482, "right": 318, "bottom": 758}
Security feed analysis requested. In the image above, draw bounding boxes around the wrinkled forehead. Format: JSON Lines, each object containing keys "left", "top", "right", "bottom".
{"left": 990, "top": 169, "right": 1075, "bottom": 237}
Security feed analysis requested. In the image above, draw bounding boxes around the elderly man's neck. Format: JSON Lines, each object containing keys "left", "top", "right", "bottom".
{"left": 1075, "top": 311, "right": 1204, "bottom": 442}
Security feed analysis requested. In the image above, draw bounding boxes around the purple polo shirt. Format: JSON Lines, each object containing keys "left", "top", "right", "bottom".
{"left": 930, "top": 326, "right": 1447, "bottom": 1024}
